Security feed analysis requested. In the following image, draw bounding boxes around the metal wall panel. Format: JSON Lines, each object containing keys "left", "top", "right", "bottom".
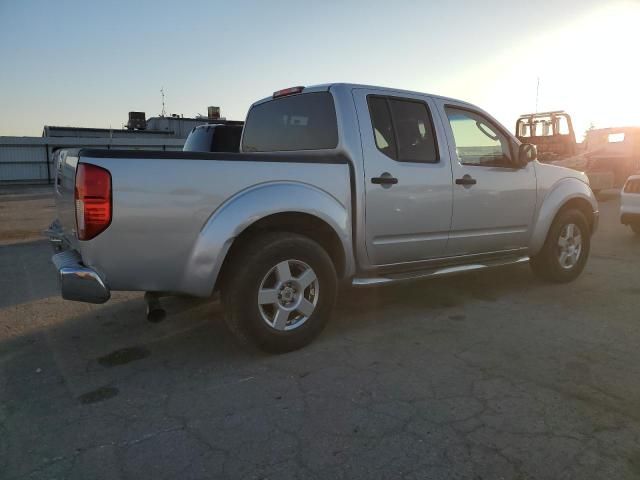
{"left": 0, "top": 144, "right": 48, "bottom": 183}
{"left": 0, "top": 137, "right": 185, "bottom": 184}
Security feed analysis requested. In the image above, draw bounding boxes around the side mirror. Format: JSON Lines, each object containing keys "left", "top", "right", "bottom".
{"left": 518, "top": 143, "right": 537, "bottom": 166}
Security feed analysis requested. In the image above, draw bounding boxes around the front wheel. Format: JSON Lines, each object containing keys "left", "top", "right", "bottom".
{"left": 530, "top": 209, "right": 590, "bottom": 283}
{"left": 222, "top": 232, "right": 337, "bottom": 353}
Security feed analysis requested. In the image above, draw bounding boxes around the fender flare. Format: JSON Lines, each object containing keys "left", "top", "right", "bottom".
{"left": 179, "top": 181, "right": 352, "bottom": 297}
{"left": 529, "top": 178, "right": 597, "bottom": 256}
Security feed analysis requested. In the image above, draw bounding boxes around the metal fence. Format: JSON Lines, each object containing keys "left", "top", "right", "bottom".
{"left": 0, "top": 142, "right": 53, "bottom": 184}
{"left": 0, "top": 137, "right": 185, "bottom": 184}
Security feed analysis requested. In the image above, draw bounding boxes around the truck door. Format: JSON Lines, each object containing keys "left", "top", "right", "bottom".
{"left": 353, "top": 88, "right": 453, "bottom": 266}
{"left": 438, "top": 101, "right": 537, "bottom": 256}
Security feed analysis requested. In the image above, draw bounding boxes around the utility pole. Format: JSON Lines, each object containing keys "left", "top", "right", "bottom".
{"left": 160, "top": 87, "right": 166, "bottom": 117}
{"left": 535, "top": 77, "right": 540, "bottom": 113}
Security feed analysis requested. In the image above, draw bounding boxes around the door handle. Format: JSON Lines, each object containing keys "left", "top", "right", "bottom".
{"left": 455, "top": 175, "right": 477, "bottom": 186}
{"left": 371, "top": 174, "right": 398, "bottom": 186}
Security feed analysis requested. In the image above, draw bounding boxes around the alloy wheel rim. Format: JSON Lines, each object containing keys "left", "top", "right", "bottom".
{"left": 557, "top": 223, "right": 583, "bottom": 270}
{"left": 257, "top": 259, "right": 319, "bottom": 331}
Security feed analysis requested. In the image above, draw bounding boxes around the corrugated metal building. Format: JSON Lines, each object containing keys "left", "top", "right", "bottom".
{"left": 0, "top": 135, "right": 185, "bottom": 184}
{"left": 1, "top": 113, "right": 227, "bottom": 184}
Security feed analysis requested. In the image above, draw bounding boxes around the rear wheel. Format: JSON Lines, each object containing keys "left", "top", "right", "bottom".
{"left": 530, "top": 209, "right": 590, "bottom": 283}
{"left": 222, "top": 232, "right": 337, "bottom": 353}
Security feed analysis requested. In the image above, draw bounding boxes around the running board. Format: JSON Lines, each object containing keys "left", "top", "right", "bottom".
{"left": 352, "top": 256, "right": 530, "bottom": 287}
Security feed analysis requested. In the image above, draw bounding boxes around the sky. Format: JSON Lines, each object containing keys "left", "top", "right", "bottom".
{"left": 1, "top": 0, "right": 639, "bottom": 139}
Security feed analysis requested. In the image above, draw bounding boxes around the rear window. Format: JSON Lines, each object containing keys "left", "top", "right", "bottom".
{"left": 242, "top": 92, "right": 338, "bottom": 152}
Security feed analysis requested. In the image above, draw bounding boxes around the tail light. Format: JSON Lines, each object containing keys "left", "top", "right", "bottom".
{"left": 75, "top": 163, "right": 112, "bottom": 240}
{"left": 273, "top": 86, "right": 304, "bottom": 98}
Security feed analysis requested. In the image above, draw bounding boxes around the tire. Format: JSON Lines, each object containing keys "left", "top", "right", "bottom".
{"left": 631, "top": 223, "right": 640, "bottom": 235}
{"left": 221, "top": 232, "right": 337, "bottom": 353}
{"left": 530, "top": 208, "right": 590, "bottom": 283}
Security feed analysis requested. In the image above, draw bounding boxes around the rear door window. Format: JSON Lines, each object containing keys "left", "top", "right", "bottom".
{"left": 242, "top": 92, "right": 338, "bottom": 152}
{"left": 367, "top": 96, "right": 438, "bottom": 163}
{"left": 368, "top": 97, "right": 397, "bottom": 158}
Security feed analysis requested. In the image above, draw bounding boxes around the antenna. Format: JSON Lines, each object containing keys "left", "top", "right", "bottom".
{"left": 160, "top": 87, "right": 166, "bottom": 117}
{"left": 535, "top": 77, "right": 540, "bottom": 113}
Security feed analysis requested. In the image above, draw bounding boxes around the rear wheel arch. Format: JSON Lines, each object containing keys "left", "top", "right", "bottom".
{"left": 215, "top": 212, "right": 347, "bottom": 292}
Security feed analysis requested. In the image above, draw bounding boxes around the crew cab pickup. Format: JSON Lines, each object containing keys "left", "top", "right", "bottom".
{"left": 49, "top": 83, "right": 599, "bottom": 352}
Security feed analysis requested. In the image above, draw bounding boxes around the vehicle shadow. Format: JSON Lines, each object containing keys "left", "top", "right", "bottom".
{"left": 331, "top": 264, "right": 535, "bottom": 336}
{"left": 0, "top": 261, "right": 545, "bottom": 418}
{"left": 0, "top": 239, "right": 59, "bottom": 308}
{"left": 1, "top": 262, "right": 537, "bottom": 365}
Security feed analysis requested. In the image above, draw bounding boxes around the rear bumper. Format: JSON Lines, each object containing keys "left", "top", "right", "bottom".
{"left": 51, "top": 249, "right": 110, "bottom": 304}
{"left": 621, "top": 212, "right": 640, "bottom": 225}
{"left": 620, "top": 193, "right": 640, "bottom": 225}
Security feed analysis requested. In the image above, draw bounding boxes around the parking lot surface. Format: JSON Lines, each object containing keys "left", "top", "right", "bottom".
{"left": 1, "top": 187, "right": 640, "bottom": 479}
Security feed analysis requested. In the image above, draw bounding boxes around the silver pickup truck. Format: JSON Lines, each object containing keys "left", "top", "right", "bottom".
{"left": 49, "top": 83, "right": 598, "bottom": 352}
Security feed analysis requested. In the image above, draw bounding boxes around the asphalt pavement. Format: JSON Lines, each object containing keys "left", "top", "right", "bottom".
{"left": 1, "top": 188, "right": 640, "bottom": 479}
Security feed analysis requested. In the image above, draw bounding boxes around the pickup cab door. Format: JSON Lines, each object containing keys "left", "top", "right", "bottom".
{"left": 435, "top": 100, "right": 537, "bottom": 256}
{"left": 353, "top": 88, "right": 453, "bottom": 266}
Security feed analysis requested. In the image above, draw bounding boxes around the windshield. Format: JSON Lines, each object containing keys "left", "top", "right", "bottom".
{"left": 183, "top": 125, "right": 243, "bottom": 153}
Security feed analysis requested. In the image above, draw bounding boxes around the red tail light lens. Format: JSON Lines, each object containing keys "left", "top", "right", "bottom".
{"left": 273, "top": 86, "right": 304, "bottom": 98}
{"left": 75, "top": 163, "right": 112, "bottom": 240}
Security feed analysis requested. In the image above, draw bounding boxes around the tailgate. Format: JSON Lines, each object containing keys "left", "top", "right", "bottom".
{"left": 51, "top": 149, "right": 80, "bottom": 249}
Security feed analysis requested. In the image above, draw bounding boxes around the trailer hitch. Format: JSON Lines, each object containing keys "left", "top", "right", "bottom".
{"left": 144, "top": 292, "right": 166, "bottom": 323}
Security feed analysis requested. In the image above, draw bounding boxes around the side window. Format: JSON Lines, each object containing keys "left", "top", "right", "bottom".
{"left": 368, "top": 97, "right": 397, "bottom": 159}
{"left": 445, "top": 107, "right": 512, "bottom": 167}
{"left": 368, "top": 96, "right": 438, "bottom": 163}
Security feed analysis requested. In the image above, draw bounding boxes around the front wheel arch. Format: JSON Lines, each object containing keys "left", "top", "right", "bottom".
{"left": 529, "top": 184, "right": 597, "bottom": 257}
{"left": 530, "top": 208, "right": 590, "bottom": 283}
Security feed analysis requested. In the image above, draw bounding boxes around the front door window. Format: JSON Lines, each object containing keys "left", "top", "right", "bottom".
{"left": 445, "top": 107, "right": 513, "bottom": 168}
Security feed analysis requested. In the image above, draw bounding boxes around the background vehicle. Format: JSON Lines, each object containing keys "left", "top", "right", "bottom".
{"left": 621, "top": 174, "right": 640, "bottom": 234}
{"left": 582, "top": 127, "right": 640, "bottom": 191}
{"left": 517, "top": 112, "right": 640, "bottom": 192}
{"left": 515, "top": 110, "right": 577, "bottom": 162}
{"left": 49, "top": 83, "right": 599, "bottom": 352}
{"left": 183, "top": 122, "right": 244, "bottom": 153}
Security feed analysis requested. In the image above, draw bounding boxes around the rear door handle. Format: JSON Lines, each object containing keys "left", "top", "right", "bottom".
{"left": 455, "top": 175, "right": 476, "bottom": 186}
{"left": 371, "top": 174, "right": 398, "bottom": 186}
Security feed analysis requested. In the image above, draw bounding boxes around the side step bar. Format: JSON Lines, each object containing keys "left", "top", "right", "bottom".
{"left": 352, "top": 256, "right": 529, "bottom": 287}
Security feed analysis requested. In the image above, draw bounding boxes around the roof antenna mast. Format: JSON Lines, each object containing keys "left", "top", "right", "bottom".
{"left": 535, "top": 77, "right": 540, "bottom": 114}
{"left": 160, "top": 87, "right": 166, "bottom": 117}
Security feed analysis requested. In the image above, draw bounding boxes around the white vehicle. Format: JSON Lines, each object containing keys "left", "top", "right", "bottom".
{"left": 621, "top": 174, "right": 640, "bottom": 234}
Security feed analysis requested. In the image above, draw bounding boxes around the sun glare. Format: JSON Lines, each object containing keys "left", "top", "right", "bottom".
{"left": 462, "top": 2, "right": 640, "bottom": 138}
{"left": 551, "top": 3, "right": 640, "bottom": 132}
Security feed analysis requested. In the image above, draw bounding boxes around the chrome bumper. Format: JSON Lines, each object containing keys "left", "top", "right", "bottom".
{"left": 51, "top": 249, "right": 110, "bottom": 304}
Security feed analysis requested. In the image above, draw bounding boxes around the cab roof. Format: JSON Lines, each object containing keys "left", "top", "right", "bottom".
{"left": 251, "top": 83, "right": 475, "bottom": 109}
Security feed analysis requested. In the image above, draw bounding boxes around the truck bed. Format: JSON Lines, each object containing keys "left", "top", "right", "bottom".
{"left": 54, "top": 148, "right": 352, "bottom": 296}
